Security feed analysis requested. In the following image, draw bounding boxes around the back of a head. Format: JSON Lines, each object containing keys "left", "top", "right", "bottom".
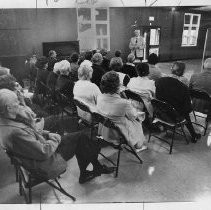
{"left": 70, "top": 53, "right": 79, "bottom": 63}
{"left": 49, "top": 50, "right": 56, "bottom": 58}
{"left": 0, "top": 89, "right": 17, "bottom": 116}
{"left": 55, "top": 60, "right": 70, "bottom": 75}
{"left": 100, "top": 71, "right": 120, "bottom": 94}
{"left": 78, "top": 65, "right": 93, "bottom": 80}
{"left": 136, "top": 63, "right": 149, "bottom": 77}
{"left": 35, "top": 56, "right": 48, "bottom": 69}
{"left": 100, "top": 49, "right": 107, "bottom": 56}
{"left": 92, "top": 53, "right": 103, "bottom": 64}
{"left": 172, "top": 61, "right": 185, "bottom": 76}
{"left": 148, "top": 53, "right": 159, "bottom": 65}
{"left": 0, "top": 74, "right": 17, "bottom": 91}
{"left": 115, "top": 50, "right": 121, "bottom": 57}
{"left": 85, "top": 51, "right": 93, "bottom": 61}
{"left": 0, "top": 67, "right": 10, "bottom": 76}
{"left": 110, "top": 57, "right": 123, "bottom": 72}
{"left": 127, "top": 53, "right": 135, "bottom": 63}
{"left": 204, "top": 58, "right": 211, "bottom": 69}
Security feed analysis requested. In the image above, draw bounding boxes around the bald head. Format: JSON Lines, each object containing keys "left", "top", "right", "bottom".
{"left": 0, "top": 89, "right": 19, "bottom": 117}
{"left": 204, "top": 58, "right": 211, "bottom": 70}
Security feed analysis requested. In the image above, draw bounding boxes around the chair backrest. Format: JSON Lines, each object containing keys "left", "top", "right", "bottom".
{"left": 189, "top": 88, "right": 211, "bottom": 101}
{"left": 92, "top": 112, "right": 126, "bottom": 143}
{"left": 151, "top": 98, "right": 184, "bottom": 124}
{"left": 124, "top": 89, "right": 145, "bottom": 103}
{"left": 74, "top": 98, "right": 92, "bottom": 114}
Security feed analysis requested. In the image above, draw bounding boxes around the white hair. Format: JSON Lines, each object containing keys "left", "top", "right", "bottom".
{"left": 78, "top": 65, "right": 93, "bottom": 80}
{"left": 53, "top": 60, "right": 71, "bottom": 75}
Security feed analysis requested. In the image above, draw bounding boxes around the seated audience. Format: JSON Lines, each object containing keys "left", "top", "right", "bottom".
{"left": 169, "top": 61, "right": 189, "bottom": 86}
{"left": 91, "top": 53, "right": 105, "bottom": 88}
{"left": 80, "top": 51, "right": 93, "bottom": 68}
{"left": 69, "top": 52, "right": 79, "bottom": 82}
{"left": 34, "top": 56, "right": 50, "bottom": 95}
{"left": 127, "top": 63, "right": 155, "bottom": 118}
{"left": 122, "top": 53, "right": 137, "bottom": 78}
{"left": 156, "top": 77, "right": 201, "bottom": 143}
{"left": 97, "top": 71, "right": 147, "bottom": 151}
{"left": 190, "top": 58, "right": 211, "bottom": 96}
{"left": 110, "top": 57, "right": 130, "bottom": 91}
{"left": 74, "top": 65, "right": 101, "bottom": 122}
{"left": 148, "top": 53, "right": 162, "bottom": 83}
{"left": 55, "top": 60, "right": 74, "bottom": 100}
{"left": 100, "top": 49, "right": 110, "bottom": 72}
{"left": 0, "top": 89, "right": 114, "bottom": 184}
{"left": 47, "top": 50, "right": 57, "bottom": 72}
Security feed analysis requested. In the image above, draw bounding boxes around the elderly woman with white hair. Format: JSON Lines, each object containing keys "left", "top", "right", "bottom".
{"left": 73, "top": 64, "right": 102, "bottom": 122}
{"left": 55, "top": 60, "right": 74, "bottom": 100}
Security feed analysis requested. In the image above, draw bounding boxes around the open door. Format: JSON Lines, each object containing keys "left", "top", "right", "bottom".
{"left": 142, "top": 26, "right": 161, "bottom": 61}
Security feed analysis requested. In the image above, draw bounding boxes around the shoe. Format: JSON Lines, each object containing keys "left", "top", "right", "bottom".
{"left": 135, "top": 145, "right": 148, "bottom": 153}
{"left": 79, "top": 170, "right": 96, "bottom": 184}
{"left": 191, "top": 133, "right": 201, "bottom": 143}
{"left": 94, "top": 165, "right": 115, "bottom": 176}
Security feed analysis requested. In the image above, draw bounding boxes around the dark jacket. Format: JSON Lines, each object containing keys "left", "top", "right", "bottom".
{"left": 46, "top": 71, "right": 58, "bottom": 91}
{"left": 35, "top": 68, "right": 50, "bottom": 94}
{"left": 47, "top": 57, "right": 57, "bottom": 72}
{"left": 156, "top": 77, "right": 192, "bottom": 116}
{"left": 101, "top": 57, "right": 110, "bottom": 72}
{"left": 91, "top": 64, "right": 106, "bottom": 88}
{"left": 56, "top": 75, "right": 74, "bottom": 99}
{"left": 122, "top": 64, "right": 137, "bottom": 78}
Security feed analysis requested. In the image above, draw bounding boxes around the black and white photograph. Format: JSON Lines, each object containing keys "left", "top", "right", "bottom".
{"left": 0, "top": 0, "right": 211, "bottom": 209}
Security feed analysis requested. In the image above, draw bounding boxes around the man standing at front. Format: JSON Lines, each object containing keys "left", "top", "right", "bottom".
{"left": 129, "top": 29, "right": 145, "bottom": 62}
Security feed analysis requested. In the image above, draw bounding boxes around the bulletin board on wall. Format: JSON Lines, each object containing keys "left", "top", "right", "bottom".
{"left": 42, "top": 41, "right": 80, "bottom": 57}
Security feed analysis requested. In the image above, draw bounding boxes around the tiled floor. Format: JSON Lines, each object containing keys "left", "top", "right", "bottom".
{"left": 0, "top": 59, "right": 211, "bottom": 209}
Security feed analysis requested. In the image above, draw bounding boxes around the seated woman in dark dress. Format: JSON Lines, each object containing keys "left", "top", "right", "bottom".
{"left": 55, "top": 60, "right": 74, "bottom": 100}
{"left": 156, "top": 76, "right": 201, "bottom": 143}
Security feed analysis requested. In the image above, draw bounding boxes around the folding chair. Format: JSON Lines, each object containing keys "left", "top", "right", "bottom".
{"left": 189, "top": 88, "right": 211, "bottom": 136}
{"left": 92, "top": 112, "right": 143, "bottom": 178}
{"left": 73, "top": 98, "right": 97, "bottom": 140}
{"left": 5, "top": 150, "right": 76, "bottom": 203}
{"left": 148, "top": 98, "right": 189, "bottom": 154}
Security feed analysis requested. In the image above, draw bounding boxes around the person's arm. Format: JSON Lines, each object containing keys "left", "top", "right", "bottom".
{"left": 12, "top": 128, "right": 61, "bottom": 161}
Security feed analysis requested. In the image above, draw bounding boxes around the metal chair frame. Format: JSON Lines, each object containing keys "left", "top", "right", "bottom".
{"left": 189, "top": 88, "right": 211, "bottom": 136}
{"left": 148, "top": 98, "right": 189, "bottom": 154}
{"left": 92, "top": 112, "right": 143, "bottom": 178}
{"left": 5, "top": 150, "right": 76, "bottom": 203}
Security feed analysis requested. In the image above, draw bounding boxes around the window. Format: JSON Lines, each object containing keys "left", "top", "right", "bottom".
{"left": 77, "top": 7, "right": 110, "bottom": 51}
{"left": 181, "top": 13, "right": 201, "bottom": 47}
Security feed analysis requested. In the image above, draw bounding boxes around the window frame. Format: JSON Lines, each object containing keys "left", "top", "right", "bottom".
{"left": 181, "top": 13, "right": 201, "bottom": 47}
{"left": 77, "top": 6, "right": 110, "bottom": 51}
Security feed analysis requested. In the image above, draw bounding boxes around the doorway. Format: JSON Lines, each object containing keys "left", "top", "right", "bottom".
{"left": 142, "top": 26, "right": 161, "bottom": 61}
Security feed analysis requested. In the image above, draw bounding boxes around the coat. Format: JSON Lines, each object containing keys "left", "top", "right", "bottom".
{"left": 0, "top": 117, "right": 67, "bottom": 179}
{"left": 91, "top": 64, "right": 106, "bottom": 88}
{"left": 156, "top": 77, "right": 192, "bottom": 116}
{"left": 97, "top": 93, "right": 146, "bottom": 147}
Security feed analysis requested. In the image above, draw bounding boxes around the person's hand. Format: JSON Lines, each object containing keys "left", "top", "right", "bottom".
{"left": 48, "top": 133, "right": 61, "bottom": 143}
